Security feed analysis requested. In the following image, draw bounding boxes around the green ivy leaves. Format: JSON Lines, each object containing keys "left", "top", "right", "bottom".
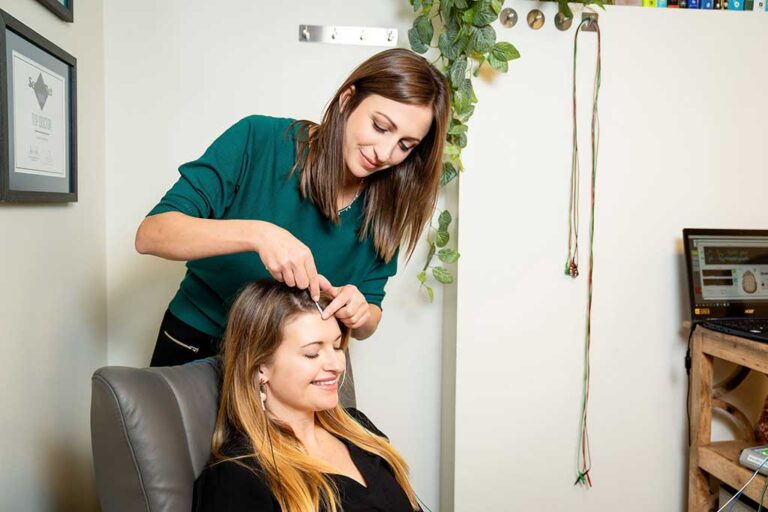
{"left": 463, "top": 2, "right": 497, "bottom": 26}
{"left": 432, "top": 266, "right": 454, "bottom": 284}
{"left": 469, "top": 25, "right": 496, "bottom": 55}
{"left": 408, "top": 6, "right": 435, "bottom": 54}
{"left": 489, "top": 42, "right": 520, "bottom": 72}
{"left": 408, "top": 0, "right": 520, "bottom": 302}
{"left": 438, "top": 248, "right": 460, "bottom": 264}
{"left": 449, "top": 56, "right": 467, "bottom": 88}
{"left": 417, "top": 270, "right": 435, "bottom": 302}
{"left": 438, "top": 209, "right": 451, "bottom": 230}
{"left": 418, "top": 209, "right": 459, "bottom": 302}
{"left": 441, "top": 162, "right": 459, "bottom": 187}
{"left": 409, "top": 0, "right": 518, "bottom": 185}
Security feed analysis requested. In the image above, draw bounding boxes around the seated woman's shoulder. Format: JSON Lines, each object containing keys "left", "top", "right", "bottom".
{"left": 344, "top": 407, "right": 388, "bottom": 440}
{"left": 193, "top": 454, "right": 277, "bottom": 511}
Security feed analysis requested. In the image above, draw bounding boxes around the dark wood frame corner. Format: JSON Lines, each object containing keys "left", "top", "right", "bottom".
{"left": 35, "top": 0, "right": 74, "bottom": 23}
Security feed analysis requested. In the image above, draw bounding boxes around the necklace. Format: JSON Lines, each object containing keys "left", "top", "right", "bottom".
{"left": 338, "top": 179, "right": 364, "bottom": 214}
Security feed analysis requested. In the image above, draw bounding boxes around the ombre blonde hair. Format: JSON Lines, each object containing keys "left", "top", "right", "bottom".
{"left": 211, "top": 281, "right": 419, "bottom": 512}
{"left": 291, "top": 48, "right": 451, "bottom": 263}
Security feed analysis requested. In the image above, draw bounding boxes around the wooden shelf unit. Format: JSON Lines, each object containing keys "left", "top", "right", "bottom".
{"left": 688, "top": 326, "right": 768, "bottom": 511}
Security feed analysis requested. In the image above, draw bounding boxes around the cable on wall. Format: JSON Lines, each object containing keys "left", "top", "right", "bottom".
{"left": 566, "top": 13, "right": 602, "bottom": 489}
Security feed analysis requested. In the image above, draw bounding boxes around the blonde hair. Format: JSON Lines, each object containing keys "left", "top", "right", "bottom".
{"left": 291, "top": 48, "right": 451, "bottom": 263}
{"left": 211, "top": 281, "right": 419, "bottom": 511}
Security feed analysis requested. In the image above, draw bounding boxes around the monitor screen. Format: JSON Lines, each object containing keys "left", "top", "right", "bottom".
{"left": 685, "top": 230, "right": 768, "bottom": 320}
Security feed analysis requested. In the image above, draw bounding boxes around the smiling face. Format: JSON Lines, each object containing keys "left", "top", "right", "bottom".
{"left": 259, "top": 311, "right": 346, "bottom": 416}
{"left": 340, "top": 91, "right": 434, "bottom": 180}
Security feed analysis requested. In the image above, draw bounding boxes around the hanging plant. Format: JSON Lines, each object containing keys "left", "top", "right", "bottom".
{"left": 408, "top": 0, "right": 603, "bottom": 301}
{"left": 408, "top": 0, "right": 519, "bottom": 301}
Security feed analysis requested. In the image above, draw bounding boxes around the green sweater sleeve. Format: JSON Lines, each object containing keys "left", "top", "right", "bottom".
{"left": 147, "top": 117, "right": 259, "bottom": 219}
{"left": 358, "top": 249, "right": 399, "bottom": 310}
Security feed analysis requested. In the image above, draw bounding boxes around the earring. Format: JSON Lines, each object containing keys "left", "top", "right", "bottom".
{"left": 259, "top": 381, "right": 267, "bottom": 411}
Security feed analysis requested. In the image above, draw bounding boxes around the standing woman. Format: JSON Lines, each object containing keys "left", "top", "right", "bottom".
{"left": 135, "top": 49, "right": 450, "bottom": 380}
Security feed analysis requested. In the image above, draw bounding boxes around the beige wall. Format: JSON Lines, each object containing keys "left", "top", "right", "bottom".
{"left": 0, "top": 1, "right": 105, "bottom": 510}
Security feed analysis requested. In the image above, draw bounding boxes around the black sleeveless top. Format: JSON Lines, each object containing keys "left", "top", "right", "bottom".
{"left": 192, "top": 409, "right": 418, "bottom": 512}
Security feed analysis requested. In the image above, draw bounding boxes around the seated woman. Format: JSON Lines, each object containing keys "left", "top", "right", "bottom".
{"left": 193, "top": 281, "right": 421, "bottom": 512}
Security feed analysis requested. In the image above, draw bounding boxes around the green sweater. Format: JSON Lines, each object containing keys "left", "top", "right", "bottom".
{"left": 148, "top": 115, "right": 398, "bottom": 337}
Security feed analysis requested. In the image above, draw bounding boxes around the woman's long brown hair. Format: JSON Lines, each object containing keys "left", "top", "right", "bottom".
{"left": 291, "top": 48, "right": 451, "bottom": 263}
{"left": 211, "top": 281, "right": 419, "bottom": 512}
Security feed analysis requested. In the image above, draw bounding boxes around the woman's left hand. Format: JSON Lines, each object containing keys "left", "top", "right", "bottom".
{"left": 318, "top": 276, "right": 371, "bottom": 330}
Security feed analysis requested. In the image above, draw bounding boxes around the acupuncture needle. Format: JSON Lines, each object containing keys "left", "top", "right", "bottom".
{"left": 307, "top": 289, "right": 323, "bottom": 314}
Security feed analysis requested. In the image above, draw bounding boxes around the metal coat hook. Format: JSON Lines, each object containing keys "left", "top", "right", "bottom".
{"left": 527, "top": 9, "right": 545, "bottom": 30}
{"left": 499, "top": 7, "right": 518, "bottom": 28}
{"left": 555, "top": 12, "right": 573, "bottom": 31}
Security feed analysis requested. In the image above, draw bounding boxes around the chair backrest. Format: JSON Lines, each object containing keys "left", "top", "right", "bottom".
{"left": 90, "top": 358, "right": 220, "bottom": 512}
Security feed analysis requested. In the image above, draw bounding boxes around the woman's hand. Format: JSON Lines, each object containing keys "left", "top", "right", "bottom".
{"left": 318, "top": 276, "right": 371, "bottom": 330}
{"left": 253, "top": 221, "right": 320, "bottom": 301}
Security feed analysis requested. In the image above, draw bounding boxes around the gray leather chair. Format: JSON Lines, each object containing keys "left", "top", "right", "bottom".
{"left": 90, "top": 358, "right": 220, "bottom": 512}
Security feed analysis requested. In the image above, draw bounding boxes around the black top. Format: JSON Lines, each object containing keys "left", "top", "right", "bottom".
{"left": 193, "top": 409, "right": 418, "bottom": 512}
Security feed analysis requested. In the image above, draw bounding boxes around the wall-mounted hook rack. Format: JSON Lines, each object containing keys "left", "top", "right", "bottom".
{"left": 298, "top": 25, "right": 398, "bottom": 47}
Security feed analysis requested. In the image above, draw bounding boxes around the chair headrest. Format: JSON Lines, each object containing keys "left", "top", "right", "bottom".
{"left": 90, "top": 358, "right": 220, "bottom": 512}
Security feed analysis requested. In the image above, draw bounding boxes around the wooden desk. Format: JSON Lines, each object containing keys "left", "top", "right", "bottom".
{"left": 688, "top": 326, "right": 768, "bottom": 511}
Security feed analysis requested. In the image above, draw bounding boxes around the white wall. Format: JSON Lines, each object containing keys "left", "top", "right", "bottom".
{"left": 0, "top": 1, "right": 105, "bottom": 511}
{"left": 104, "top": 0, "right": 445, "bottom": 508}
{"left": 449, "top": 2, "right": 768, "bottom": 510}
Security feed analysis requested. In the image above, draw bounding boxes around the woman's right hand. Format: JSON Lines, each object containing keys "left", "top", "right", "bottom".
{"left": 136, "top": 214, "right": 320, "bottom": 299}
{"left": 252, "top": 221, "right": 320, "bottom": 301}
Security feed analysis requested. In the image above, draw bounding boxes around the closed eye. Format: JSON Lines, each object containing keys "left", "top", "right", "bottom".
{"left": 305, "top": 353, "right": 319, "bottom": 359}
{"left": 374, "top": 121, "right": 415, "bottom": 152}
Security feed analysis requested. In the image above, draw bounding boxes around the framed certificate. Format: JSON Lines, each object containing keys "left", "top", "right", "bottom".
{"left": 0, "top": 10, "right": 77, "bottom": 202}
{"left": 35, "top": 0, "right": 74, "bottom": 23}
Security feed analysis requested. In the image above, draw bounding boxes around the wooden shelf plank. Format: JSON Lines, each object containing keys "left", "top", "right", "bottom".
{"left": 699, "top": 441, "right": 768, "bottom": 506}
{"left": 699, "top": 328, "right": 768, "bottom": 374}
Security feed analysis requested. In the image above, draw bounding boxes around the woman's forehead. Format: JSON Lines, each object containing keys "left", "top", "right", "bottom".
{"left": 360, "top": 94, "right": 433, "bottom": 139}
{"left": 280, "top": 312, "right": 342, "bottom": 347}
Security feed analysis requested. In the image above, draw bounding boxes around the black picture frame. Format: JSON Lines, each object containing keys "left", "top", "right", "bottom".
{"left": 0, "top": 9, "right": 77, "bottom": 202}
{"left": 35, "top": 0, "right": 73, "bottom": 23}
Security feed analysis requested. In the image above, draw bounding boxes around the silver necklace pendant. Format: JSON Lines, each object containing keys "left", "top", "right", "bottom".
{"left": 338, "top": 179, "right": 364, "bottom": 214}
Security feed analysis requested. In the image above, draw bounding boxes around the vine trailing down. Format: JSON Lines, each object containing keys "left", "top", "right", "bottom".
{"left": 406, "top": 0, "right": 603, "bottom": 301}
{"left": 407, "top": 0, "right": 520, "bottom": 300}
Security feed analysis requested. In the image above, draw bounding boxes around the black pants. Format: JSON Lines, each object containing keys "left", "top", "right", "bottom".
{"left": 149, "top": 310, "right": 220, "bottom": 367}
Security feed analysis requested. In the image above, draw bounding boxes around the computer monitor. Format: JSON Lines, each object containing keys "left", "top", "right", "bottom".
{"left": 683, "top": 228, "right": 768, "bottom": 321}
